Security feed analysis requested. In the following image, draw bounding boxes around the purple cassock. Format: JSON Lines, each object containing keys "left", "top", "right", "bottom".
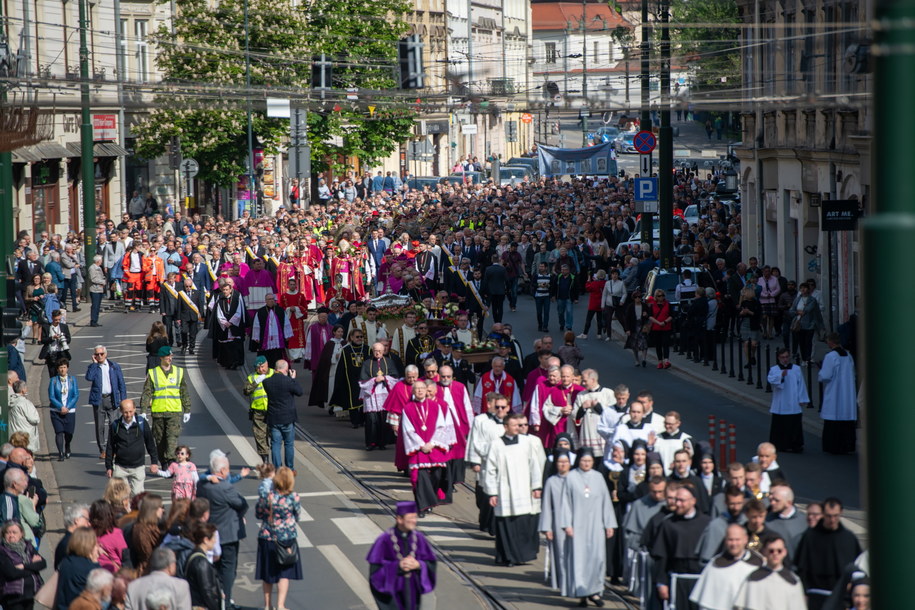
{"left": 365, "top": 523, "right": 437, "bottom": 610}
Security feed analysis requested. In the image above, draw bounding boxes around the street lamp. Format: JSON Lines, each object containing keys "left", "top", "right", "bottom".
{"left": 723, "top": 166, "right": 738, "bottom": 193}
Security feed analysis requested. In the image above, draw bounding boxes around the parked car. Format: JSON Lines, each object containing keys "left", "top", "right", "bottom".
{"left": 592, "top": 125, "right": 620, "bottom": 145}
{"left": 613, "top": 132, "right": 639, "bottom": 154}
{"left": 444, "top": 171, "right": 485, "bottom": 186}
{"left": 406, "top": 176, "right": 442, "bottom": 192}
{"left": 642, "top": 267, "right": 717, "bottom": 314}
{"left": 506, "top": 157, "right": 539, "bottom": 179}
{"left": 498, "top": 165, "right": 531, "bottom": 186}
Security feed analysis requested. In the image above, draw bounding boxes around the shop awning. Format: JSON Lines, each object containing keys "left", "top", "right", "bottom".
{"left": 11, "top": 141, "right": 71, "bottom": 162}
{"left": 66, "top": 142, "right": 130, "bottom": 157}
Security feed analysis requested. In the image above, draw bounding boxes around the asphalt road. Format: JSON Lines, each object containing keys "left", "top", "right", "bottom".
{"left": 29, "top": 287, "right": 864, "bottom": 608}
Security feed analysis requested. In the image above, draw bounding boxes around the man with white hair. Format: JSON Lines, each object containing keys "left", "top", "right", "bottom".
{"left": 196, "top": 452, "right": 248, "bottom": 608}
{"left": 126, "top": 547, "right": 191, "bottom": 610}
{"left": 70, "top": 568, "right": 114, "bottom": 610}
{"left": 472, "top": 357, "right": 521, "bottom": 414}
{"left": 87, "top": 254, "right": 107, "bottom": 327}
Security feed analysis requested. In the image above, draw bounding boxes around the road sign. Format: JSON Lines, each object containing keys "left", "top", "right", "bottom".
{"left": 635, "top": 201, "right": 659, "bottom": 214}
{"left": 634, "top": 177, "right": 658, "bottom": 202}
{"left": 520, "top": 113, "right": 533, "bottom": 124}
{"left": 181, "top": 158, "right": 199, "bottom": 178}
{"left": 633, "top": 130, "right": 657, "bottom": 154}
{"left": 640, "top": 154, "right": 652, "bottom": 175}
{"left": 346, "top": 88, "right": 358, "bottom": 101}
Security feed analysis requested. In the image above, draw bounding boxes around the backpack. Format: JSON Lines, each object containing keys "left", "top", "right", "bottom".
{"left": 162, "top": 536, "right": 195, "bottom": 578}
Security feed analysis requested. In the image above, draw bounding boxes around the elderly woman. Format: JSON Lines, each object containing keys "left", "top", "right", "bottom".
{"left": 54, "top": 527, "right": 101, "bottom": 610}
{"left": 8, "top": 381, "right": 40, "bottom": 453}
{"left": 0, "top": 520, "right": 45, "bottom": 610}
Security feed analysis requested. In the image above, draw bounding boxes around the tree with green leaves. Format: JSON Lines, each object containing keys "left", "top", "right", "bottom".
{"left": 134, "top": 0, "right": 416, "bottom": 187}
{"left": 669, "top": 0, "right": 741, "bottom": 93}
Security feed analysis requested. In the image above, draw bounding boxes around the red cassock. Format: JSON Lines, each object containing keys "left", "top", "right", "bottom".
{"left": 278, "top": 291, "right": 309, "bottom": 351}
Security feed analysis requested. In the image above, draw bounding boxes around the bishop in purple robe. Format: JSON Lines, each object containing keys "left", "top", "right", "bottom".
{"left": 366, "top": 501, "right": 437, "bottom": 610}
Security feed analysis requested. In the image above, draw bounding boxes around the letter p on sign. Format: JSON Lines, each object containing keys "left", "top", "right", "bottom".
{"left": 634, "top": 177, "right": 658, "bottom": 202}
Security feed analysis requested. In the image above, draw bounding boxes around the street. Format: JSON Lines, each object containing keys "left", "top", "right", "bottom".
{"left": 29, "top": 287, "right": 862, "bottom": 609}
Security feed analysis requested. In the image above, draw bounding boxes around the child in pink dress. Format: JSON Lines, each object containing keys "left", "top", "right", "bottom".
{"left": 156, "top": 445, "right": 199, "bottom": 499}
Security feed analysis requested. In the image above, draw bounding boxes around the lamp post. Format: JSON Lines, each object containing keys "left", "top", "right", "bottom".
{"left": 243, "top": 0, "right": 255, "bottom": 219}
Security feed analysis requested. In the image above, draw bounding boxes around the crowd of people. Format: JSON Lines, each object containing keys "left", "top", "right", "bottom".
{"left": 0, "top": 163, "right": 867, "bottom": 609}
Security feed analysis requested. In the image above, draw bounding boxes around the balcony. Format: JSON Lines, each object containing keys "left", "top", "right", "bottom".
{"left": 488, "top": 78, "right": 515, "bottom": 96}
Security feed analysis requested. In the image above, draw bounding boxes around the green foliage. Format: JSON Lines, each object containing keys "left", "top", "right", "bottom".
{"left": 669, "top": 0, "right": 741, "bottom": 91}
{"left": 133, "top": 0, "right": 416, "bottom": 185}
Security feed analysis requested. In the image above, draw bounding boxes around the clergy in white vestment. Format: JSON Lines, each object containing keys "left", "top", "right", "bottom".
{"left": 465, "top": 392, "right": 506, "bottom": 535}
{"left": 538, "top": 450, "right": 573, "bottom": 592}
{"left": 358, "top": 306, "right": 390, "bottom": 346}
{"left": 653, "top": 410, "right": 694, "bottom": 476}
{"left": 571, "top": 369, "right": 616, "bottom": 457}
{"left": 556, "top": 448, "right": 617, "bottom": 604}
{"left": 732, "top": 535, "right": 807, "bottom": 610}
{"left": 390, "top": 311, "right": 418, "bottom": 358}
{"left": 611, "top": 400, "right": 655, "bottom": 450}
{"left": 481, "top": 411, "right": 544, "bottom": 566}
{"left": 817, "top": 333, "right": 857, "bottom": 455}
{"left": 766, "top": 348, "right": 810, "bottom": 453}
{"left": 690, "top": 523, "right": 763, "bottom": 610}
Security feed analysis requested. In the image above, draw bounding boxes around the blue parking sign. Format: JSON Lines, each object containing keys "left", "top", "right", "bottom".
{"left": 634, "top": 177, "right": 658, "bottom": 201}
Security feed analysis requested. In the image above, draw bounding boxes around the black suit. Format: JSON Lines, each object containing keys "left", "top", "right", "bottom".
{"left": 177, "top": 287, "right": 207, "bottom": 353}
{"left": 159, "top": 282, "right": 181, "bottom": 346}
{"left": 482, "top": 263, "right": 507, "bottom": 323}
{"left": 16, "top": 259, "right": 42, "bottom": 312}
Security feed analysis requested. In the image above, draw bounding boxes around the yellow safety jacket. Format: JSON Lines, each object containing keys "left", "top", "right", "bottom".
{"left": 150, "top": 366, "right": 184, "bottom": 413}
{"left": 247, "top": 369, "right": 275, "bottom": 411}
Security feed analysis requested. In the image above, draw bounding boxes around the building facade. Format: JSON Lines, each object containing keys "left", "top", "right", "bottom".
{"left": 735, "top": 0, "right": 871, "bottom": 328}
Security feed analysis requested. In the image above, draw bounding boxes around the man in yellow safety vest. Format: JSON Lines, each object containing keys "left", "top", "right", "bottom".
{"left": 243, "top": 355, "right": 274, "bottom": 464}
{"left": 140, "top": 345, "right": 191, "bottom": 466}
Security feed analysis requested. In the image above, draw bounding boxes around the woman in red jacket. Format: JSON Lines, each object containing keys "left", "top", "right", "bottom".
{"left": 578, "top": 269, "right": 608, "bottom": 340}
{"left": 648, "top": 289, "right": 673, "bottom": 369}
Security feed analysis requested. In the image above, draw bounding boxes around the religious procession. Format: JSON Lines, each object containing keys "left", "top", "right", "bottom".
{"left": 4, "top": 161, "right": 864, "bottom": 610}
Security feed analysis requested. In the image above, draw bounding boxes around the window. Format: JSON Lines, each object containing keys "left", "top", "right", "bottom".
{"left": 594, "top": 41, "right": 600, "bottom": 63}
{"left": 135, "top": 19, "right": 148, "bottom": 82}
{"left": 784, "top": 12, "right": 795, "bottom": 95}
{"left": 608, "top": 41, "right": 614, "bottom": 62}
{"left": 545, "top": 42, "right": 557, "bottom": 64}
{"left": 120, "top": 19, "right": 129, "bottom": 78}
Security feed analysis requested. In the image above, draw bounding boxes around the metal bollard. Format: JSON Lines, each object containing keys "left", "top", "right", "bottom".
{"left": 765, "top": 344, "right": 772, "bottom": 392}
{"left": 728, "top": 335, "right": 735, "bottom": 378}
{"left": 745, "top": 342, "right": 754, "bottom": 386}
{"left": 708, "top": 415, "right": 717, "bottom": 452}
{"left": 718, "top": 419, "right": 728, "bottom": 467}
{"left": 737, "top": 339, "right": 745, "bottom": 382}
{"left": 756, "top": 342, "right": 763, "bottom": 389}
{"left": 728, "top": 423, "right": 737, "bottom": 463}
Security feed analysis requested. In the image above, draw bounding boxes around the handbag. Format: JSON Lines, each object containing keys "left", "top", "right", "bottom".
{"left": 790, "top": 316, "right": 801, "bottom": 332}
{"left": 35, "top": 569, "right": 58, "bottom": 608}
{"left": 269, "top": 493, "right": 299, "bottom": 567}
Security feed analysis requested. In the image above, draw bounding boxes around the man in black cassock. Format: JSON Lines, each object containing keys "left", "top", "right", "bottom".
{"left": 208, "top": 279, "right": 246, "bottom": 370}
{"left": 651, "top": 483, "right": 711, "bottom": 610}
{"left": 330, "top": 328, "right": 371, "bottom": 428}
{"left": 794, "top": 497, "right": 862, "bottom": 610}
{"left": 405, "top": 322, "right": 435, "bottom": 368}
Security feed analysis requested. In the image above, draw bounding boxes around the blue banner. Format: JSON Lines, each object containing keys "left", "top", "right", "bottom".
{"left": 537, "top": 142, "right": 618, "bottom": 177}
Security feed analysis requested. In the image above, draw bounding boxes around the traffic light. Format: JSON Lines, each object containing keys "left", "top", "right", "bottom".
{"left": 1, "top": 308, "right": 22, "bottom": 346}
{"left": 169, "top": 137, "right": 181, "bottom": 171}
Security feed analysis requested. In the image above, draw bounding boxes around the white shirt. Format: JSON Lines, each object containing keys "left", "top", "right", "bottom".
{"left": 99, "top": 360, "right": 112, "bottom": 395}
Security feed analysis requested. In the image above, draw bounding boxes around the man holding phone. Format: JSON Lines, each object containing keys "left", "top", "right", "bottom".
{"left": 85, "top": 345, "right": 128, "bottom": 460}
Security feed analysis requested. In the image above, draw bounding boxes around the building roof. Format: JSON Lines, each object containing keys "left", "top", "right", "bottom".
{"left": 532, "top": 2, "right": 632, "bottom": 32}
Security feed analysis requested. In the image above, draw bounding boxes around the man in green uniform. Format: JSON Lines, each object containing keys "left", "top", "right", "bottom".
{"left": 243, "top": 355, "right": 274, "bottom": 463}
{"left": 140, "top": 345, "right": 191, "bottom": 466}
